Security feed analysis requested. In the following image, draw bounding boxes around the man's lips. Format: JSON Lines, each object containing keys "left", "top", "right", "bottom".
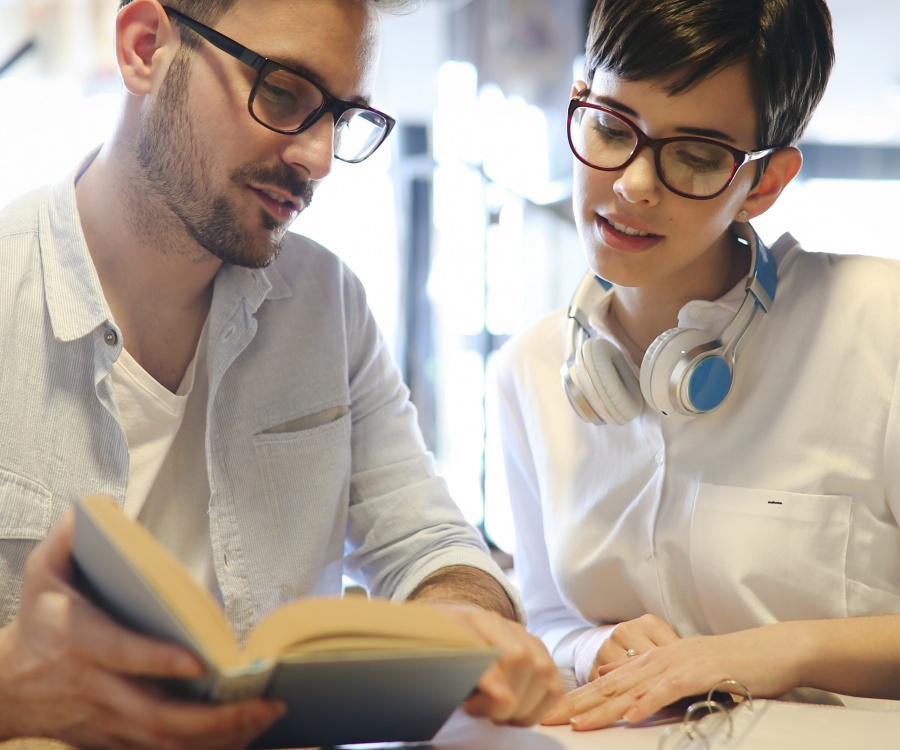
{"left": 252, "top": 186, "right": 301, "bottom": 212}
{"left": 250, "top": 185, "right": 303, "bottom": 221}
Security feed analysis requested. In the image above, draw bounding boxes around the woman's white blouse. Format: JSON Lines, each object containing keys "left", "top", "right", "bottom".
{"left": 493, "top": 235, "right": 900, "bottom": 681}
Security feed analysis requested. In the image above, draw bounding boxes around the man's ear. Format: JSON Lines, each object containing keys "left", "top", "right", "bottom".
{"left": 116, "top": 0, "right": 180, "bottom": 96}
{"left": 738, "top": 146, "right": 803, "bottom": 221}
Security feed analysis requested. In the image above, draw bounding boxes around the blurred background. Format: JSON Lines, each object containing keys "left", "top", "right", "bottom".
{"left": 2, "top": 0, "right": 899, "bottom": 560}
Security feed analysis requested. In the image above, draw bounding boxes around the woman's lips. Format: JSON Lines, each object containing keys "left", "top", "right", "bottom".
{"left": 598, "top": 215, "right": 661, "bottom": 251}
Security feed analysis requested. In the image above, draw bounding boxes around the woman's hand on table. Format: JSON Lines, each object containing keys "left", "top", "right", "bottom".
{"left": 545, "top": 626, "right": 801, "bottom": 730}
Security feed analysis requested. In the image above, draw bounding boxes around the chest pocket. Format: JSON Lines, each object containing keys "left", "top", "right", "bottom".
{"left": 249, "top": 411, "right": 352, "bottom": 605}
{"left": 0, "top": 469, "right": 54, "bottom": 626}
{"left": 689, "top": 484, "right": 851, "bottom": 633}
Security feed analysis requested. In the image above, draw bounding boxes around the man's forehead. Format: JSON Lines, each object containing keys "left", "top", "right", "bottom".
{"left": 218, "top": 0, "right": 382, "bottom": 97}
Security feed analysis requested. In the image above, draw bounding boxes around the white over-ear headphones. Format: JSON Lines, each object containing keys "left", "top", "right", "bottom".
{"left": 561, "top": 225, "right": 777, "bottom": 425}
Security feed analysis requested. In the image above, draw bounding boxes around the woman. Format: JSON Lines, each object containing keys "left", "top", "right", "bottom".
{"left": 493, "top": 0, "right": 900, "bottom": 729}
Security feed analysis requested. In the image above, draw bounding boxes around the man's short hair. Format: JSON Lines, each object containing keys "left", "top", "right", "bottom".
{"left": 582, "top": 0, "right": 834, "bottom": 149}
{"left": 118, "top": 1, "right": 237, "bottom": 25}
{"left": 117, "top": 0, "right": 419, "bottom": 31}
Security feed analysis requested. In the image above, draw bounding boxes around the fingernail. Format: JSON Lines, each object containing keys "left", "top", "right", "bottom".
{"left": 623, "top": 707, "right": 638, "bottom": 723}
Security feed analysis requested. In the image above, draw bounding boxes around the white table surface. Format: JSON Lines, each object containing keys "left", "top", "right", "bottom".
{"left": 420, "top": 699, "right": 900, "bottom": 750}
{"left": 435, "top": 710, "right": 676, "bottom": 749}
{"left": 337, "top": 709, "right": 679, "bottom": 750}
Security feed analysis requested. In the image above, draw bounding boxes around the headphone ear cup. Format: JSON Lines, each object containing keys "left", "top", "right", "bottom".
{"left": 641, "top": 327, "right": 723, "bottom": 417}
{"left": 577, "top": 337, "right": 643, "bottom": 425}
{"left": 640, "top": 328, "right": 681, "bottom": 415}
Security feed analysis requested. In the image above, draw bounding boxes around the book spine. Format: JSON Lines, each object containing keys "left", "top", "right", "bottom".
{"left": 208, "top": 659, "right": 275, "bottom": 702}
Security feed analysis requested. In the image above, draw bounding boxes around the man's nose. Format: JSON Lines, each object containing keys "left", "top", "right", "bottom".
{"left": 281, "top": 114, "right": 336, "bottom": 182}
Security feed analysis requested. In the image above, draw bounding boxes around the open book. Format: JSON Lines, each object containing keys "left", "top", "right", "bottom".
{"left": 71, "top": 496, "right": 499, "bottom": 749}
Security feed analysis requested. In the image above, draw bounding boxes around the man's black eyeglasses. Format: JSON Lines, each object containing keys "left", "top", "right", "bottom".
{"left": 163, "top": 6, "right": 395, "bottom": 163}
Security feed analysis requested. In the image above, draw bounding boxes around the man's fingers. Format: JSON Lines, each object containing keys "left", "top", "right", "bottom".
{"left": 115, "top": 694, "right": 285, "bottom": 750}
{"left": 461, "top": 613, "right": 563, "bottom": 725}
{"left": 70, "top": 601, "right": 204, "bottom": 679}
{"left": 60, "top": 670, "right": 283, "bottom": 750}
{"left": 4, "top": 510, "right": 288, "bottom": 750}
{"left": 23, "top": 510, "right": 76, "bottom": 583}
{"left": 69, "top": 699, "right": 283, "bottom": 750}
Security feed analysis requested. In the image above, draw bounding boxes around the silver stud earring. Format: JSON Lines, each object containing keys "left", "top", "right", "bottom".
{"left": 737, "top": 210, "right": 749, "bottom": 221}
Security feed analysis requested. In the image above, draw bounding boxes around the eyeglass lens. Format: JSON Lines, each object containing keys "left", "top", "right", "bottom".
{"left": 255, "top": 68, "right": 389, "bottom": 163}
{"left": 569, "top": 106, "right": 737, "bottom": 198}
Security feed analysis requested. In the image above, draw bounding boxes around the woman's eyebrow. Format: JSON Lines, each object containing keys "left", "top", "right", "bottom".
{"left": 592, "top": 94, "right": 738, "bottom": 143}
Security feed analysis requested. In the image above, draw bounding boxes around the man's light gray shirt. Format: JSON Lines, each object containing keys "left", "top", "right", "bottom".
{"left": 0, "top": 167, "right": 521, "bottom": 640}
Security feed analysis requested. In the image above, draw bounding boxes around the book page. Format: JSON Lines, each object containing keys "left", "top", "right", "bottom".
{"left": 76, "top": 497, "right": 243, "bottom": 668}
{"left": 245, "top": 596, "right": 486, "bottom": 661}
{"left": 77, "top": 499, "right": 493, "bottom": 678}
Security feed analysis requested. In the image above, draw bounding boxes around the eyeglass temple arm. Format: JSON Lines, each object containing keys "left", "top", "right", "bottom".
{"left": 163, "top": 7, "right": 265, "bottom": 71}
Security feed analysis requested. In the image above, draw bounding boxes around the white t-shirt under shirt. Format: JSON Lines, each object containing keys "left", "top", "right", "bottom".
{"left": 111, "top": 321, "right": 220, "bottom": 601}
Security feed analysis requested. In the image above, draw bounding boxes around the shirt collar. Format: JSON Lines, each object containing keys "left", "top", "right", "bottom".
{"left": 675, "top": 278, "right": 746, "bottom": 330}
{"left": 675, "top": 231, "right": 801, "bottom": 331}
{"left": 40, "top": 150, "right": 294, "bottom": 341}
{"left": 40, "top": 150, "right": 112, "bottom": 342}
{"left": 218, "top": 258, "right": 292, "bottom": 314}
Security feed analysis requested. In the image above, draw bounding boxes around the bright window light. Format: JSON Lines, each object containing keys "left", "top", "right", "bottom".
{"left": 485, "top": 198, "right": 526, "bottom": 336}
{"left": 434, "top": 61, "right": 481, "bottom": 166}
{"left": 431, "top": 162, "right": 486, "bottom": 336}
{"left": 434, "top": 349, "right": 486, "bottom": 527}
{"left": 480, "top": 86, "right": 550, "bottom": 200}
{"left": 752, "top": 177, "right": 900, "bottom": 260}
{"left": 0, "top": 76, "right": 118, "bottom": 210}
{"left": 291, "top": 151, "right": 400, "bottom": 354}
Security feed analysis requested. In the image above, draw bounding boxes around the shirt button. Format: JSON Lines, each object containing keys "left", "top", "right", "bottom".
{"left": 643, "top": 546, "right": 653, "bottom": 560}
{"left": 103, "top": 329, "right": 118, "bottom": 346}
{"left": 654, "top": 453, "right": 664, "bottom": 465}
{"left": 223, "top": 326, "right": 235, "bottom": 340}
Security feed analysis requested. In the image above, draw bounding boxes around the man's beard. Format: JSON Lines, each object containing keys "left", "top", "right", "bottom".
{"left": 134, "top": 50, "right": 313, "bottom": 268}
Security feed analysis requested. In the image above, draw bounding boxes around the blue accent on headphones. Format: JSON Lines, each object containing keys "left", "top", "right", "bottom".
{"left": 753, "top": 235, "right": 778, "bottom": 306}
{"left": 687, "top": 357, "right": 733, "bottom": 412}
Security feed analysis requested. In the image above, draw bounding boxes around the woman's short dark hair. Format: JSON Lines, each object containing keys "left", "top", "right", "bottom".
{"left": 583, "top": 0, "right": 834, "bottom": 149}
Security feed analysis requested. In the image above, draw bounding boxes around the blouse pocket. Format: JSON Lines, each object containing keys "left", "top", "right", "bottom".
{"left": 689, "top": 483, "right": 851, "bottom": 633}
{"left": 0, "top": 469, "right": 53, "bottom": 625}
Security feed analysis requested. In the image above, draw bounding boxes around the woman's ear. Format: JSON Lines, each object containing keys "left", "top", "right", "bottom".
{"left": 116, "top": 0, "right": 180, "bottom": 96}
{"left": 572, "top": 80, "right": 587, "bottom": 98}
{"left": 738, "top": 146, "right": 803, "bottom": 221}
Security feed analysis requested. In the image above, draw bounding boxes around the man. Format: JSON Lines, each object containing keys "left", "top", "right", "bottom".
{"left": 0, "top": 0, "right": 562, "bottom": 747}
